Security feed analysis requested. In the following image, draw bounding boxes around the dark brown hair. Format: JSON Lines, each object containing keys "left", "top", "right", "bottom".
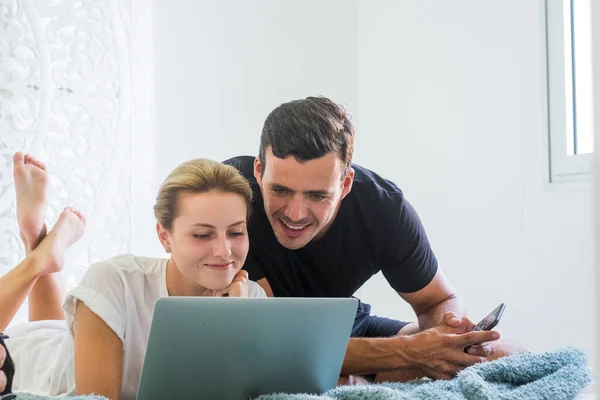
{"left": 259, "top": 96, "right": 355, "bottom": 176}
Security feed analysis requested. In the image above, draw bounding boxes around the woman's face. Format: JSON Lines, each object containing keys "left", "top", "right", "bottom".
{"left": 159, "top": 190, "right": 249, "bottom": 292}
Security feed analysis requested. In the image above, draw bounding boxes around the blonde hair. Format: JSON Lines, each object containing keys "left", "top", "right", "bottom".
{"left": 154, "top": 159, "right": 252, "bottom": 229}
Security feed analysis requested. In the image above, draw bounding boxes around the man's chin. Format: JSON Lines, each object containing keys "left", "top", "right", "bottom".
{"left": 274, "top": 230, "right": 312, "bottom": 250}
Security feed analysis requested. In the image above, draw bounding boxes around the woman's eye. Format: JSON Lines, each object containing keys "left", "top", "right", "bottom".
{"left": 193, "top": 234, "right": 210, "bottom": 239}
{"left": 230, "top": 231, "right": 246, "bottom": 237}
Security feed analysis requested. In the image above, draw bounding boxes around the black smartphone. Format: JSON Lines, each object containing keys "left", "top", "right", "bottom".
{"left": 464, "top": 303, "right": 505, "bottom": 352}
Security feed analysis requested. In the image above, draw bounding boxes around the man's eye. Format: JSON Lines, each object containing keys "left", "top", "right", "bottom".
{"left": 310, "top": 194, "right": 326, "bottom": 201}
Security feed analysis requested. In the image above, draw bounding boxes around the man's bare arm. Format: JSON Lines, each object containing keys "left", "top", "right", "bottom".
{"left": 341, "top": 336, "right": 414, "bottom": 375}
{"left": 255, "top": 276, "right": 498, "bottom": 378}
{"left": 256, "top": 278, "right": 274, "bottom": 297}
{"left": 399, "top": 269, "right": 466, "bottom": 330}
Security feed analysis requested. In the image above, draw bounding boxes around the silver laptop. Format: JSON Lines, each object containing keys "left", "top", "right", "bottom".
{"left": 136, "top": 297, "right": 358, "bottom": 400}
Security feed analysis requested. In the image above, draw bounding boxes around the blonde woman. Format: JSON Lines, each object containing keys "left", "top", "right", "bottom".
{"left": 0, "top": 152, "right": 265, "bottom": 400}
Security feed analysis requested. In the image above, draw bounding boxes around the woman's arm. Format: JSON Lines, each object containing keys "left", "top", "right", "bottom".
{"left": 74, "top": 300, "right": 123, "bottom": 400}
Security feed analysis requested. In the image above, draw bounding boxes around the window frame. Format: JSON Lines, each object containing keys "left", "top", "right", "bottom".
{"left": 543, "top": 0, "right": 593, "bottom": 184}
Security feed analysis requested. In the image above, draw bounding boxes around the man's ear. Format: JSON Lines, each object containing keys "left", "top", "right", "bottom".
{"left": 156, "top": 222, "right": 172, "bottom": 253}
{"left": 340, "top": 167, "right": 354, "bottom": 200}
{"left": 253, "top": 157, "right": 263, "bottom": 186}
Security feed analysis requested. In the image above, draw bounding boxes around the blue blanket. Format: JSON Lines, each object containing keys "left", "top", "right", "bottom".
{"left": 256, "top": 348, "right": 591, "bottom": 400}
{"left": 11, "top": 348, "right": 590, "bottom": 400}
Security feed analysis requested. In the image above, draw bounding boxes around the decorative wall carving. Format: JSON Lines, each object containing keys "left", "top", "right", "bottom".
{"left": 0, "top": 0, "right": 155, "bottom": 324}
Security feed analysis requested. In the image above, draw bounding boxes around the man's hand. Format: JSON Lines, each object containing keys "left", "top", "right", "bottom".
{"left": 402, "top": 318, "right": 500, "bottom": 380}
{"left": 209, "top": 270, "right": 249, "bottom": 297}
{"left": 0, "top": 344, "right": 6, "bottom": 393}
{"left": 442, "top": 312, "right": 495, "bottom": 358}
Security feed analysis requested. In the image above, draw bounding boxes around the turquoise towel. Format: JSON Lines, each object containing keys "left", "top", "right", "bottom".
{"left": 12, "top": 396, "right": 105, "bottom": 400}
{"left": 11, "top": 348, "right": 590, "bottom": 400}
{"left": 256, "top": 348, "right": 591, "bottom": 400}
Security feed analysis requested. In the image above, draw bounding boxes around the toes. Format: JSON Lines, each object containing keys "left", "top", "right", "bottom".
{"left": 75, "top": 210, "right": 86, "bottom": 224}
{"left": 13, "top": 152, "right": 47, "bottom": 171}
{"left": 13, "top": 151, "right": 25, "bottom": 165}
{"left": 23, "top": 154, "right": 46, "bottom": 170}
{"left": 63, "top": 206, "right": 76, "bottom": 215}
{"left": 30, "top": 156, "right": 46, "bottom": 171}
{"left": 65, "top": 207, "right": 86, "bottom": 223}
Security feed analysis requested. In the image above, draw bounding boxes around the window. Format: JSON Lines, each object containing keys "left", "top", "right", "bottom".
{"left": 545, "top": 0, "right": 594, "bottom": 183}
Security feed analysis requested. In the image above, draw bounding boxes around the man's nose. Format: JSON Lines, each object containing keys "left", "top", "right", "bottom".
{"left": 284, "top": 195, "right": 308, "bottom": 222}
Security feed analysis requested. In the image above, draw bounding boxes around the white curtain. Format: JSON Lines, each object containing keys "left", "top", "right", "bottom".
{"left": 0, "top": 0, "right": 156, "bottom": 325}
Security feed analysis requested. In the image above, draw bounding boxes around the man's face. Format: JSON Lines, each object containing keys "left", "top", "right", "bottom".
{"left": 254, "top": 148, "right": 354, "bottom": 250}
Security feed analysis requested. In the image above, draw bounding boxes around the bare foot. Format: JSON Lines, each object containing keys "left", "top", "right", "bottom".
{"left": 337, "top": 375, "right": 371, "bottom": 386}
{"left": 13, "top": 152, "right": 48, "bottom": 251}
{"left": 30, "top": 207, "right": 86, "bottom": 276}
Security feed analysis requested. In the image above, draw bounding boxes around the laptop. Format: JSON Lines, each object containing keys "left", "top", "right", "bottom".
{"left": 136, "top": 297, "right": 358, "bottom": 400}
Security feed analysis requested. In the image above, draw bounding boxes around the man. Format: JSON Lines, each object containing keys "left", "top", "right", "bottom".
{"left": 225, "top": 96, "right": 514, "bottom": 382}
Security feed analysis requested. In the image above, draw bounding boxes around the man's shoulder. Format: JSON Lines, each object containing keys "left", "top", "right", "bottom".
{"left": 350, "top": 163, "right": 405, "bottom": 203}
{"left": 223, "top": 155, "right": 255, "bottom": 181}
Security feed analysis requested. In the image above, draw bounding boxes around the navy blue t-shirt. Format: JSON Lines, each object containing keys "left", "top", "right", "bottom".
{"left": 224, "top": 156, "right": 438, "bottom": 334}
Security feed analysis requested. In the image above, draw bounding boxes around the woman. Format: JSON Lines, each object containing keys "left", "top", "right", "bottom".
{"left": 0, "top": 152, "right": 265, "bottom": 399}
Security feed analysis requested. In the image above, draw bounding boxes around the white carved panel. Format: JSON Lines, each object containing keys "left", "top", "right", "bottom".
{"left": 0, "top": 0, "right": 156, "bottom": 324}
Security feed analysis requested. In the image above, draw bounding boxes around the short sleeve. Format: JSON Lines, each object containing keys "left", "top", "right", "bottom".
{"left": 381, "top": 199, "right": 438, "bottom": 293}
{"left": 63, "top": 261, "right": 127, "bottom": 342}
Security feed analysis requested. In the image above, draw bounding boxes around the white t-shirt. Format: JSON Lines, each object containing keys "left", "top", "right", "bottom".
{"left": 5, "top": 254, "right": 266, "bottom": 399}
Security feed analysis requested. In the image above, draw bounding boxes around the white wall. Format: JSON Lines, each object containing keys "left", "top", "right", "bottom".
{"left": 354, "top": 0, "right": 595, "bottom": 360}
{"left": 154, "top": 0, "right": 358, "bottom": 185}
{"left": 592, "top": 0, "right": 600, "bottom": 382}
{"left": 154, "top": 0, "right": 595, "bottom": 361}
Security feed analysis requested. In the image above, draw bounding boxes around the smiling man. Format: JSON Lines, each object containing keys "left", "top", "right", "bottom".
{"left": 224, "top": 96, "right": 512, "bottom": 382}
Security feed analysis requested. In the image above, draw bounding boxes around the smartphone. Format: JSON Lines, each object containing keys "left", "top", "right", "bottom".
{"left": 464, "top": 303, "right": 505, "bottom": 352}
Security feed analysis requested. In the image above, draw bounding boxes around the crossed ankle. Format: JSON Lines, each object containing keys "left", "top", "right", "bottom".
{"left": 20, "top": 224, "right": 48, "bottom": 255}
{"left": 25, "top": 249, "right": 62, "bottom": 279}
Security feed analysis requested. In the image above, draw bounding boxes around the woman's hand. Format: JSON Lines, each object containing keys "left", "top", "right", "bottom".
{"left": 209, "top": 270, "right": 249, "bottom": 297}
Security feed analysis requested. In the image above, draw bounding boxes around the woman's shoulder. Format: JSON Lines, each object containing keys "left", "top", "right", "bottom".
{"left": 87, "top": 254, "right": 168, "bottom": 277}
